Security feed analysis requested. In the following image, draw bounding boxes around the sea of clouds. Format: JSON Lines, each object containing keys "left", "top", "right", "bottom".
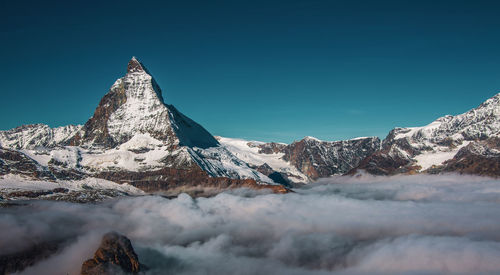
{"left": 2, "top": 174, "right": 500, "bottom": 275}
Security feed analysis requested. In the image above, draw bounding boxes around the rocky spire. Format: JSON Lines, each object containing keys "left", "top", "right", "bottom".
{"left": 127, "top": 56, "right": 145, "bottom": 74}
{"left": 68, "top": 57, "right": 219, "bottom": 149}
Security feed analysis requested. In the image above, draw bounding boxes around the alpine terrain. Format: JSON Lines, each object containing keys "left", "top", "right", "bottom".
{"left": 0, "top": 57, "right": 380, "bottom": 200}
{"left": 351, "top": 93, "right": 500, "bottom": 176}
{"left": 1, "top": 57, "right": 499, "bottom": 202}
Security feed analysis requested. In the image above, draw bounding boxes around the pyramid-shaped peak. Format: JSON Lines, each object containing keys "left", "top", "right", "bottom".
{"left": 127, "top": 56, "right": 146, "bottom": 74}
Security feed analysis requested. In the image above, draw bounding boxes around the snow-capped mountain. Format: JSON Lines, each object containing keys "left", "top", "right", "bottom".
{"left": 218, "top": 135, "right": 381, "bottom": 184}
{"left": 1, "top": 57, "right": 282, "bottom": 195}
{"left": 2, "top": 57, "right": 498, "bottom": 199}
{"left": 352, "top": 93, "right": 500, "bottom": 176}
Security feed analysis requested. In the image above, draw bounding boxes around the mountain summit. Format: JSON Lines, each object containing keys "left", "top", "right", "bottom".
{"left": 127, "top": 56, "right": 147, "bottom": 74}
{"left": 69, "top": 57, "right": 218, "bottom": 149}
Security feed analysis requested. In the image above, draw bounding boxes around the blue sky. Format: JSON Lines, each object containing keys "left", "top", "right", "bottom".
{"left": 2, "top": 0, "right": 500, "bottom": 143}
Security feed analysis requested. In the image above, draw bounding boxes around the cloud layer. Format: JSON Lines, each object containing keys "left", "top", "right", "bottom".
{"left": 2, "top": 174, "right": 500, "bottom": 275}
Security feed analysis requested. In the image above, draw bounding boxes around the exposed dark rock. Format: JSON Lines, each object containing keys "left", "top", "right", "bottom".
{"left": 440, "top": 138, "right": 500, "bottom": 177}
{"left": 251, "top": 137, "right": 381, "bottom": 181}
{"left": 0, "top": 148, "right": 55, "bottom": 180}
{"left": 81, "top": 232, "right": 141, "bottom": 275}
{"left": 67, "top": 79, "right": 128, "bottom": 148}
{"left": 255, "top": 142, "right": 287, "bottom": 154}
{"left": 282, "top": 137, "right": 381, "bottom": 179}
{"left": 95, "top": 164, "right": 289, "bottom": 195}
{"left": 347, "top": 146, "right": 415, "bottom": 175}
{"left": 252, "top": 163, "right": 292, "bottom": 187}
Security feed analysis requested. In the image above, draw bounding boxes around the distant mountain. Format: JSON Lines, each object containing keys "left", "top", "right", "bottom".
{"left": 218, "top": 136, "right": 381, "bottom": 185}
{"left": 351, "top": 93, "right": 500, "bottom": 176}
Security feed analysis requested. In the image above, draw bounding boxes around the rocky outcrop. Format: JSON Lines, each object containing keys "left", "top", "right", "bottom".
{"left": 81, "top": 232, "right": 141, "bottom": 275}
{"left": 0, "top": 148, "right": 55, "bottom": 180}
{"left": 436, "top": 137, "right": 500, "bottom": 177}
{"left": 252, "top": 163, "right": 291, "bottom": 187}
{"left": 347, "top": 146, "right": 416, "bottom": 175}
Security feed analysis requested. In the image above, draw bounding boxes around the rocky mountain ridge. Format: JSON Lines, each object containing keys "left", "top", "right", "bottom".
{"left": 218, "top": 136, "right": 381, "bottom": 185}
{"left": 1, "top": 57, "right": 499, "bottom": 200}
{"left": 351, "top": 92, "right": 500, "bottom": 176}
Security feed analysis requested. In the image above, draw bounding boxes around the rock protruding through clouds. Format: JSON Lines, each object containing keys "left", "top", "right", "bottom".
{"left": 81, "top": 232, "right": 141, "bottom": 275}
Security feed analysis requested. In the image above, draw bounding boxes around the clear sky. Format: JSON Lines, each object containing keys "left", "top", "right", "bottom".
{"left": 2, "top": 0, "right": 500, "bottom": 143}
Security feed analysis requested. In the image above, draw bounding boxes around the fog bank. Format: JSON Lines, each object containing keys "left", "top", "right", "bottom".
{"left": 2, "top": 174, "right": 500, "bottom": 274}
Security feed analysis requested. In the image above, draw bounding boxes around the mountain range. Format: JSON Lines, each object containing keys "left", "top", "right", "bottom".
{"left": 1, "top": 57, "right": 499, "bottom": 198}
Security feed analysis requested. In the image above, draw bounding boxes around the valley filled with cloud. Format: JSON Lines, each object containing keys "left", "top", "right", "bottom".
{"left": 3, "top": 174, "right": 500, "bottom": 275}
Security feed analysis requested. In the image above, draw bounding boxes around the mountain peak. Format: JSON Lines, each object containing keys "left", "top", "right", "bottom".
{"left": 69, "top": 57, "right": 219, "bottom": 149}
{"left": 127, "top": 56, "right": 145, "bottom": 74}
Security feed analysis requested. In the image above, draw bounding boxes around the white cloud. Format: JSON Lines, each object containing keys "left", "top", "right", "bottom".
{"left": 1, "top": 174, "right": 500, "bottom": 274}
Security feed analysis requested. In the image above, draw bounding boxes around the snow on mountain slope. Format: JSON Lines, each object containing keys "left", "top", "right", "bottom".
{"left": 218, "top": 137, "right": 309, "bottom": 183}
{"left": 0, "top": 124, "right": 81, "bottom": 150}
{"left": 218, "top": 136, "right": 381, "bottom": 183}
{"left": 188, "top": 146, "right": 273, "bottom": 183}
{"left": 392, "top": 93, "right": 499, "bottom": 143}
{"left": 69, "top": 57, "right": 219, "bottom": 150}
{"left": 413, "top": 141, "right": 471, "bottom": 170}
{"left": 353, "top": 92, "right": 500, "bottom": 175}
{"left": 0, "top": 173, "right": 143, "bottom": 194}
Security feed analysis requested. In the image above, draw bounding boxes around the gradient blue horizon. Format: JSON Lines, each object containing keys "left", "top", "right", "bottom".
{"left": 2, "top": 0, "right": 500, "bottom": 143}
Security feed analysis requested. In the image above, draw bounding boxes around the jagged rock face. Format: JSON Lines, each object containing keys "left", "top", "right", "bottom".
{"left": 280, "top": 137, "right": 381, "bottom": 179}
{"left": 347, "top": 146, "right": 416, "bottom": 175}
{"left": 81, "top": 232, "right": 141, "bottom": 275}
{"left": 256, "top": 142, "right": 287, "bottom": 154}
{"left": 0, "top": 124, "right": 81, "bottom": 150}
{"left": 219, "top": 136, "right": 381, "bottom": 183}
{"left": 436, "top": 137, "right": 500, "bottom": 177}
{"left": 352, "top": 93, "right": 500, "bottom": 176}
{"left": 69, "top": 57, "right": 218, "bottom": 149}
{"left": 0, "top": 148, "right": 55, "bottom": 180}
